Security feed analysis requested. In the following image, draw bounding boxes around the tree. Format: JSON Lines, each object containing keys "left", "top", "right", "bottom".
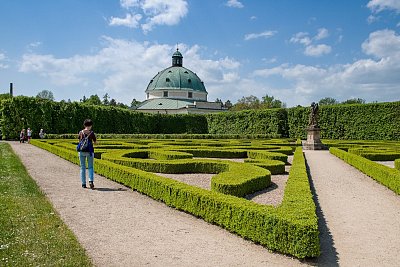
{"left": 231, "top": 95, "right": 261, "bottom": 111}
{"left": 215, "top": 98, "right": 223, "bottom": 104}
{"left": 103, "top": 93, "right": 110, "bottom": 105}
{"left": 117, "top": 102, "right": 129, "bottom": 109}
{"left": 80, "top": 95, "right": 87, "bottom": 103}
{"left": 319, "top": 97, "right": 338, "bottom": 106}
{"left": 36, "top": 90, "right": 54, "bottom": 101}
{"left": 224, "top": 100, "right": 233, "bottom": 109}
{"left": 261, "top": 94, "right": 286, "bottom": 108}
{"left": 342, "top": 98, "right": 366, "bottom": 105}
{"left": 86, "top": 94, "right": 102, "bottom": 105}
{"left": 109, "top": 98, "right": 117, "bottom": 106}
{"left": 130, "top": 98, "right": 141, "bottom": 109}
{"left": 0, "top": 93, "right": 11, "bottom": 100}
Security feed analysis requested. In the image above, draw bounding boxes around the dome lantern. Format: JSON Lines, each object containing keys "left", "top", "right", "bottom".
{"left": 172, "top": 48, "right": 183, "bottom": 67}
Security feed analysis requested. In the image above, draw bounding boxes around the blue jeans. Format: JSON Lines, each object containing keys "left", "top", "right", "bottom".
{"left": 79, "top": 152, "right": 94, "bottom": 185}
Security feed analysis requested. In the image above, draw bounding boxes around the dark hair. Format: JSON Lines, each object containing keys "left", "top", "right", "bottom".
{"left": 83, "top": 119, "right": 93, "bottom": 127}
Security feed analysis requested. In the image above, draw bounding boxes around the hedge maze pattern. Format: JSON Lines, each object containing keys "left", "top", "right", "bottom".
{"left": 31, "top": 138, "right": 320, "bottom": 259}
{"left": 326, "top": 140, "right": 400, "bottom": 194}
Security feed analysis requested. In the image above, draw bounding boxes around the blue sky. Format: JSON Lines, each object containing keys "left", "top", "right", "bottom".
{"left": 1, "top": 0, "right": 400, "bottom": 106}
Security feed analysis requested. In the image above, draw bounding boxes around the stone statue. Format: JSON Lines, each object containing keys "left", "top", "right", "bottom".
{"left": 309, "top": 102, "right": 319, "bottom": 128}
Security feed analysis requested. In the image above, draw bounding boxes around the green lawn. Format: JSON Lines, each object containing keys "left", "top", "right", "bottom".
{"left": 0, "top": 142, "right": 92, "bottom": 266}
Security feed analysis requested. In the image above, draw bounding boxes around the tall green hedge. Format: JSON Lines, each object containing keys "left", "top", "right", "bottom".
{"left": 287, "top": 102, "right": 400, "bottom": 140}
{"left": 0, "top": 96, "right": 207, "bottom": 139}
{"left": 206, "top": 108, "right": 288, "bottom": 136}
{"left": 1, "top": 96, "right": 399, "bottom": 140}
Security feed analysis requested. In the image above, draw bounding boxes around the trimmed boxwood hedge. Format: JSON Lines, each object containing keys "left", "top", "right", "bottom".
{"left": 330, "top": 147, "right": 400, "bottom": 194}
{"left": 2, "top": 96, "right": 399, "bottom": 140}
{"left": 0, "top": 96, "right": 207, "bottom": 139}
{"left": 244, "top": 159, "right": 286, "bottom": 174}
{"left": 348, "top": 148, "right": 400, "bottom": 161}
{"left": 205, "top": 108, "right": 288, "bottom": 137}
{"left": 30, "top": 139, "right": 320, "bottom": 258}
{"left": 287, "top": 102, "right": 400, "bottom": 140}
{"left": 101, "top": 149, "right": 271, "bottom": 197}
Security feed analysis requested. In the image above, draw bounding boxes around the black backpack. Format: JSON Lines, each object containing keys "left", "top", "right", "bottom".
{"left": 77, "top": 131, "right": 92, "bottom": 152}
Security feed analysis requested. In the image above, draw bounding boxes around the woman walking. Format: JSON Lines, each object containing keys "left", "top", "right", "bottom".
{"left": 77, "top": 119, "right": 97, "bottom": 189}
{"left": 19, "top": 129, "right": 26, "bottom": 143}
{"left": 27, "top": 128, "right": 32, "bottom": 143}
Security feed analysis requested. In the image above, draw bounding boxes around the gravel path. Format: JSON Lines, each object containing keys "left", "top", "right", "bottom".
{"left": 7, "top": 142, "right": 306, "bottom": 267}
{"left": 304, "top": 150, "right": 400, "bottom": 267}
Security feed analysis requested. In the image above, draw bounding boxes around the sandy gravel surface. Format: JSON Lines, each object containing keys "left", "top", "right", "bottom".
{"left": 375, "top": 161, "right": 395, "bottom": 168}
{"left": 245, "top": 173, "right": 289, "bottom": 206}
{"left": 7, "top": 142, "right": 307, "bottom": 267}
{"left": 304, "top": 150, "right": 400, "bottom": 267}
{"left": 155, "top": 173, "right": 214, "bottom": 190}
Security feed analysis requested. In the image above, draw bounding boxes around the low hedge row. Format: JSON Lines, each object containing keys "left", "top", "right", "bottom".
{"left": 330, "top": 147, "right": 400, "bottom": 194}
{"left": 247, "top": 150, "right": 288, "bottom": 163}
{"left": 244, "top": 159, "right": 286, "bottom": 174}
{"left": 348, "top": 148, "right": 400, "bottom": 161}
{"left": 31, "top": 140, "right": 319, "bottom": 258}
{"left": 148, "top": 150, "right": 193, "bottom": 160}
{"left": 278, "top": 147, "right": 320, "bottom": 256}
{"left": 101, "top": 149, "right": 271, "bottom": 197}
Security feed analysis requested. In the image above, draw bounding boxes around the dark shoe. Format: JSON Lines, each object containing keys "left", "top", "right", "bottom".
{"left": 89, "top": 181, "right": 94, "bottom": 189}
{"left": 82, "top": 184, "right": 87, "bottom": 188}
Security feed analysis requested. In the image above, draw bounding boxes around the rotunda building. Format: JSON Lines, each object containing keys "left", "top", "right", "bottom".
{"left": 136, "top": 49, "right": 225, "bottom": 114}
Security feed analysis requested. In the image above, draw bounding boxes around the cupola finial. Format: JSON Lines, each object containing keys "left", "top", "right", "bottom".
{"left": 172, "top": 45, "right": 183, "bottom": 67}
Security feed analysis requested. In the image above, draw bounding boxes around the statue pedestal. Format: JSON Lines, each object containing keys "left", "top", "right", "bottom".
{"left": 303, "top": 126, "right": 327, "bottom": 150}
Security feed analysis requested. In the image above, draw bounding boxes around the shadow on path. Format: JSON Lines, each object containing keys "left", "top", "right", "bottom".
{"left": 304, "top": 157, "right": 339, "bottom": 267}
{"left": 93, "top": 187, "right": 127, "bottom": 192}
{"left": 245, "top": 182, "right": 278, "bottom": 200}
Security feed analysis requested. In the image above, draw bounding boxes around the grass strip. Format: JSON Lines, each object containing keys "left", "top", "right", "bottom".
{"left": 0, "top": 142, "right": 92, "bottom": 266}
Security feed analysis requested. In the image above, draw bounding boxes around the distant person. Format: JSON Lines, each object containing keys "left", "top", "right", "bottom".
{"left": 77, "top": 119, "right": 97, "bottom": 189}
{"left": 39, "top": 129, "right": 45, "bottom": 139}
{"left": 27, "top": 128, "right": 32, "bottom": 143}
{"left": 19, "top": 129, "right": 26, "bottom": 143}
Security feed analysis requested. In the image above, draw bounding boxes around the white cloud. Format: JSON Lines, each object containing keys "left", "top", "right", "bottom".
{"left": 397, "top": 22, "right": 400, "bottom": 27}
{"left": 250, "top": 16, "right": 257, "bottom": 20}
{"left": 226, "top": 0, "right": 244, "bottom": 8}
{"left": 0, "top": 53, "right": 8, "bottom": 69}
{"left": 367, "top": 15, "right": 379, "bottom": 24}
{"left": 244, "top": 30, "right": 277, "bottom": 41}
{"left": 290, "top": 32, "right": 312, "bottom": 46}
{"left": 16, "top": 29, "right": 400, "bottom": 107}
{"left": 362, "top": 29, "right": 400, "bottom": 58}
{"left": 290, "top": 29, "right": 332, "bottom": 57}
{"left": 304, "top": 44, "right": 332, "bottom": 57}
{"left": 109, "top": 13, "right": 142, "bottom": 28}
{"left": 315, "top": 28, "right": 329, "bottom": 40}
{"left": 28, "top": 41, "right": 42, "bottom": 48}
{"left": 141, "top": 0, "right": 188, "bottom": 32}
{"left": 262, "top": 57, "right": 277, "bottom": 64}
{"left": 367, "top": 0, "right": 400, "bottom": 13}
{"left": 18, "top": 37, "right": 241, "bottom": 103}
{"left": 253, "top": 29, "right": 400, "bottom": 105}
{"left": 120, "top": 0, "right": 140, "bottom": 9}
{"left": 110, "top": 0, "right": 188, "bottom": 32}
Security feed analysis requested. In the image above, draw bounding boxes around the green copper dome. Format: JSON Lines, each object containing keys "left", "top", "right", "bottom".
{"left": 146, "top": 49, "right": 207, "bottom": 93}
